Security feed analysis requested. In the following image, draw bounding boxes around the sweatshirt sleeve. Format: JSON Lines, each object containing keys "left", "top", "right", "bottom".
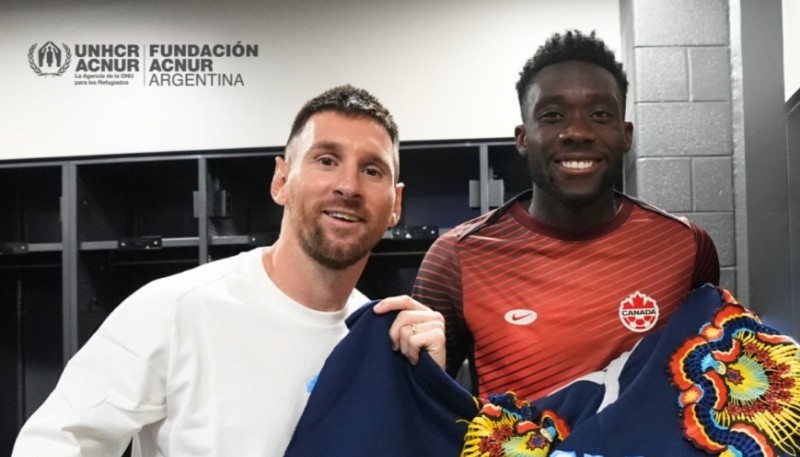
{"left": 11, "top": 281, "right": 173, "bottom": 457}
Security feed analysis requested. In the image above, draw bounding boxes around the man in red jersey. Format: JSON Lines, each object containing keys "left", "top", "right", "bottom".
{"left": 413, "top": 30, "right": 720, "bottom": 401}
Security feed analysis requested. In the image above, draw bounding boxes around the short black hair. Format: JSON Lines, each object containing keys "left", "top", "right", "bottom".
{"left": 515, "top": 30, "right": 629, "bottom": 118}
{"left": 287, "top": 84, "right": 399, "bottom": 149}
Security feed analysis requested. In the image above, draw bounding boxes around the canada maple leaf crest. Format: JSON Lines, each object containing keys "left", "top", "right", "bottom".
{"left": 618, "top": 291, "right": 659, "bottom": 333}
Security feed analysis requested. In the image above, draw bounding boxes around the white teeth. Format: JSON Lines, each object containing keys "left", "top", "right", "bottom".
{"left": 562, "top": 160, "right": 594, "bottom": 170}
{"left": 328, "top": 212, "right": 359, "bottom": 222}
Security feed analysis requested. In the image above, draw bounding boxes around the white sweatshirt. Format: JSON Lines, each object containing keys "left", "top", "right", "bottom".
{"left": 12, "top": 247, "right": 367, "bottom": 457}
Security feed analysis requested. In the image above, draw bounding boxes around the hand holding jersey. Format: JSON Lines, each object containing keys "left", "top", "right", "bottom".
{"left": 374, "top": 295, "right": 446, "bottom": 368}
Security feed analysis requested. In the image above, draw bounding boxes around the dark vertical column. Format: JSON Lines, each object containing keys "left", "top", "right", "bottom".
{"left": 786, "top": 91, "right": 800, "bottom": 330}
{"left": 63, "top": 163, "right": 78, "bottom": 359}
{"left": 739, "top": 0, "right": 793, "bottom": 333}
{"left": 0, "top": 278, "right": 20, "bottom": 456}
{"left": 198, "top": 157, "right": 209, "bottom": 264}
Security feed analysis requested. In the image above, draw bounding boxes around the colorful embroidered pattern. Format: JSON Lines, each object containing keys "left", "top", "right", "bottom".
{"left": 669, "top": 289, "right": 800, "bottom": 456}
{"left": 461, "top": 392, "right": 569, "bottom": 457}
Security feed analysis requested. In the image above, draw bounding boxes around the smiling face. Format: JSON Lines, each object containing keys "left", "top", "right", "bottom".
{"left": 515, "top": 60, "right": 633, "bottom": 211}
{"left": 272, "top": 110, "right": 402, "bottom": 270}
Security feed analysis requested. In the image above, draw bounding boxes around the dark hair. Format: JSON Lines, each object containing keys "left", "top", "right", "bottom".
{"left": 515, "top": 30, "right": 629, "bottom": 118}
{"left": 287, "top": 84, "right": 399, "bottom": 149}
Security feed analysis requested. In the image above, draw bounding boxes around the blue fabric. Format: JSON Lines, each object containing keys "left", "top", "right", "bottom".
{"left": 540, "top": 285, "right": 723, "bottom": 456}
{"left": 283, "top": 301, "right": 478, "bottom": 457}
{"left": 286, "top": 286, "right": 757, "bottom": 456}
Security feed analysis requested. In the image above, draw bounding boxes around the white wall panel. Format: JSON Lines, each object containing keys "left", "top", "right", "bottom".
{"left": 0, "top": 0, "right": 620, "bottom": 160}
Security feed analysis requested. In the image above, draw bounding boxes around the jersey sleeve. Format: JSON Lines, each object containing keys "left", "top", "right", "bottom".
{"left": 11, "top": 283, "right": 171, "bottom": 457}
{"left": 412, "top": 230, "right": 471, "bottom": 378}
{"left": 689, "top": 221, "right": 721, "bottom": 288}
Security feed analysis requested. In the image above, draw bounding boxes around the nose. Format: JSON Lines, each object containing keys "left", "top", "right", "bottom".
{"left": 333, "top": 163, "right": 363, "bottom": 199}
{"left": 560, "top": 115, "right": 596, "bottom": 144}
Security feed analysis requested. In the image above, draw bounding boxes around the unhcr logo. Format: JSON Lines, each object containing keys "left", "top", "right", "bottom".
{"left": 28, "top": 41, "right": 71, "bottom": 76}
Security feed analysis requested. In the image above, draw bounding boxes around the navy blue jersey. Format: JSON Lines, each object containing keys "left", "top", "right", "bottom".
{"left": 286, "top": 287, "right": 799, "bottom": 457}
{"left": 283, "top": 301, "right": 478, "bottom": 456}
{"left": 541, "top": 286, "right": 723, "bottom": 456}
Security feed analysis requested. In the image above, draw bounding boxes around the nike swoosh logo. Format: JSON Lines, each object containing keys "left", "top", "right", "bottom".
{"left": 504, "top": 309, "right": 537, "bottom": 325}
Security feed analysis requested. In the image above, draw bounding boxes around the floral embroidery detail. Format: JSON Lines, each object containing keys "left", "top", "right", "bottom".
{"left": 669, "top": 289, "right": 800, "bottom": 456}
{"left": 461, "top": 392, "right": 569, "bottom": 457}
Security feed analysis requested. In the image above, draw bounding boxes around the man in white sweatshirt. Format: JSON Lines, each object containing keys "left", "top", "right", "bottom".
{"left": 12, "top": 84, "right": 445, "bottom": 457}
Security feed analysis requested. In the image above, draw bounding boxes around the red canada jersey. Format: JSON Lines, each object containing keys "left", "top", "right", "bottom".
{"left": 413, "top": 192, "right": 720, "bottom": 400}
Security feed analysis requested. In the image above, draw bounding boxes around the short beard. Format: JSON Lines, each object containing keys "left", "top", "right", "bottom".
{"left": 298, "top": 222, "right": 373, "bottom": 270}
{"left": 528, "top": 159, "right": 622, "bottom": 209}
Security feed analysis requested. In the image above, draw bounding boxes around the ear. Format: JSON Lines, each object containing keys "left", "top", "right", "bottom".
{"left": 623, "top": 121, "right": 634, "bottom": 152}
{"left": 271, "top": 156, "right": 289, "bottom": 206}
{"left": 388, "top": 182, "right": 404, "bottom": 228}
{"left": 514, "top": 124, "right": 527, "bottom": 155}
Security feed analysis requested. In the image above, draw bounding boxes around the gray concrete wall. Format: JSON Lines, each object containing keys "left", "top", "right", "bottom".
{"left": 620, "top": 0, "right": 736, "bottom": 291}
{"left": 619, "top": 0, "right": 796, "bottom": 335}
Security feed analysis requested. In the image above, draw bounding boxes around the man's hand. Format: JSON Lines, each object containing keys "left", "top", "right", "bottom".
{"left": 373, "top": 295, "right": 446, "bottom": 369}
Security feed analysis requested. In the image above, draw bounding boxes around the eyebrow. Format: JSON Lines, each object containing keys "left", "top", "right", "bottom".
{"left": 308, "top": 141, "right": 341, "bottom": 153}
{"left": 534, "top": 93, "right": 620, "bottom": 107}
{"left": 308, "top": 141, "right": 394, "bottom": 171}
